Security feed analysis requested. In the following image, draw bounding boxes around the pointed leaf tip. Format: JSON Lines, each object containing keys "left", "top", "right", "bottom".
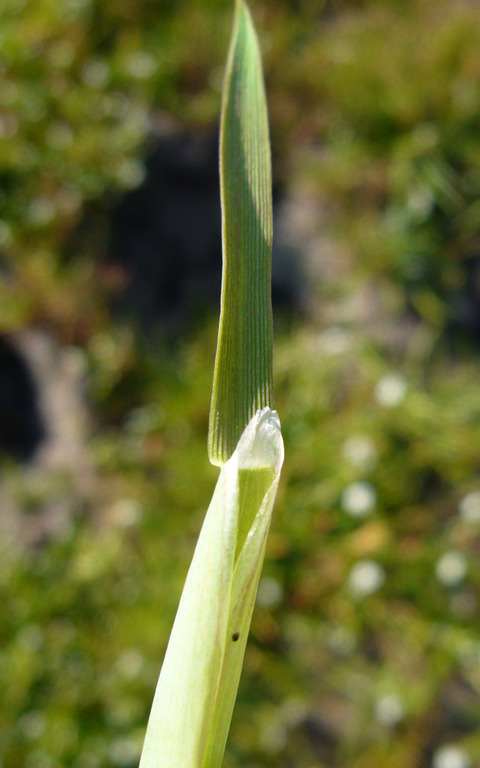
{"left": 208, "top": 0, "right": 273, "bottom": 466}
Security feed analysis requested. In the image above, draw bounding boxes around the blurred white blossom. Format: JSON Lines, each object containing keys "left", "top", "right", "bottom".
{"left": 348, "top": 560, "right": 385, "bottom": 597}
{"left": 412, "top": 122, "right": 439, "bottom": 150}
{"left": 82, "top": 60, "right": 110, "bottom": 89}
{"left": 116, "top": 648, "right": 145, "bottom": 680}
{"left": 407, "top": 186, "right": 434, "bottom": 220}
{"left": 17, "top": 710, "right": 47, "bottom": 740}
{"left": 318, "top": 326, "right": 351, "bottom": 355}
{"left": 374, "top": 694, "right": 405, "bottom": 727}
{"left": 257, "top": 576, "right": 283, "bottom": 609}
{"left": 459, "top": 491, "right": 480, "bottom": 524}
{"left": 435, "top": 551, "right": 467, "bottom": 587}
{"left": 258, "top": 720, "right": 287, "bottom": 754}
{"left": 27, "top": 197, "right": 56, "bottom": 226}
{"left": 432, "top": 745, "right": 471, "bottom": 768}
{"left": 327, "top": 624, "right": 356, "bottom": 657}
{"left": 109, "top": 737, "right": 142, "bottom": 767}
{"left": 110, "top": 498, "right": 143, "bottom": 528}
{"left": 115, "top": 159, "right": 146, "bottom": 189}
{"left": 124, "top": 52, "right": 157, "bottom": 79}
{"left": 341, "top": 482, "right": 376, "bottom": 517}
{"left": 374, "top": 374, "right": 407, "bottom": 407}
{"left": 342, "top": 435, "right": 378, "bottom": 470}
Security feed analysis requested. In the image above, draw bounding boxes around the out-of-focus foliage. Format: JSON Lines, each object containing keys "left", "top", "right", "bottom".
{"left": 1, "top": 1, "right": 480, "bottom": 768}
{"left": 0, "top": 0, "right": 229, "bottom": 333}
{"left": 3, "top": 0, "right": 480, "bottom": 333}
{"left": 2, "top": 329, "right": 480, "bottom": 768}
{"left": 283, "top": 0, "right": 480, "bottom": 333}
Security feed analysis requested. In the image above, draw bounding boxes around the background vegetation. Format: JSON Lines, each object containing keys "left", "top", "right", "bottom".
{"left": 1, "top": 1, "right": 480, "bottom": 767}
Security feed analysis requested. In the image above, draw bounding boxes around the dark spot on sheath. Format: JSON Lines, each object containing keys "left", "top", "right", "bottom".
{"left": 232, "top": 632, "right": 240, "bottom": 642}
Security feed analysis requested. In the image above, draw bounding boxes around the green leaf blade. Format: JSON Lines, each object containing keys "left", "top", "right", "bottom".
{"left": 208, "top": 0, "right": 273, "bottom": 466}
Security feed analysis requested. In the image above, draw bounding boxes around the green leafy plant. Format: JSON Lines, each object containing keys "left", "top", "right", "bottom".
{"left": 138, "top": 2, "right": 283, "bottom": 766}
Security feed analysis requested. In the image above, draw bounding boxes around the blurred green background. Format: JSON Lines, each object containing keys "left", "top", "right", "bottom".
{"left": 1, "top": 0, "right": 480, "bottom": 767}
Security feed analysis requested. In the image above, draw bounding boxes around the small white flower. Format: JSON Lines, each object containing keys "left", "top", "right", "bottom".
{"left": 17, "top": 711, "right": 47, "bottom": 740}
{"left": 412, "top": 122, "right": 439, "bottom": 150}
{"left": 435, "top": 552, "right": 467, "bottom": 587}
{"left": 115, "top": 159, "right": 146, "bottom": 189}
{"left": 348, "top": 560, "right": 385, "bottom": 597}
{"left": 125, "top": 406, "right": 155, "bottom": 435}
{"left": 341, "top": 482, "right": 376, "bottom": 517}
{"left": 124, "top": 52, "right": 157, "bottom": 79}
{"left": 374, "top": 694, "right": 405, "bottom": 727}
{"left": 318, "top": 327, "right": 351, "bottom": 355}
{"left": 374, "top": 374, "right": 407, "bottom": 407}
{"left": 257, "top": 576, "right": 283, "bottom": 609}
{"left": 407, "top": 186, "right": 434, "bottom": 219}
{"left": 342, "top": 435, "right": 378, "bottom": 470}
{"left": 109, "top": 737, "right": 142, "bottom": 767}
{"left": 432, "top": 745, "right": 471, "bottom": 768}
{"left": 327, "top": 625, "right": 356, "bottom": 657}
{"left": 27, "top": 197, "right": 56, "bottom": 226}
{"left": 258, "top": 720, "right": 287, "bottom": 754}
{"left": 459, "top": 491, "right": 480, "bottom": 524}
{"left": 82, "top": 60, "right": 110, "bottom": 89}
{"left": 116, "top": 648, "right": 145, "bottom": 680}
{"left": 110, "top": 499, "right": 143, "bottom": 528}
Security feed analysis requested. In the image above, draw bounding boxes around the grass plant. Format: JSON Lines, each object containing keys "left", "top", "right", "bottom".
{"left": 138, "top": 2, "right": 283, "bottom": 765}
{"left": 2, "top": 1, "right": 480, "bottom": 767}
